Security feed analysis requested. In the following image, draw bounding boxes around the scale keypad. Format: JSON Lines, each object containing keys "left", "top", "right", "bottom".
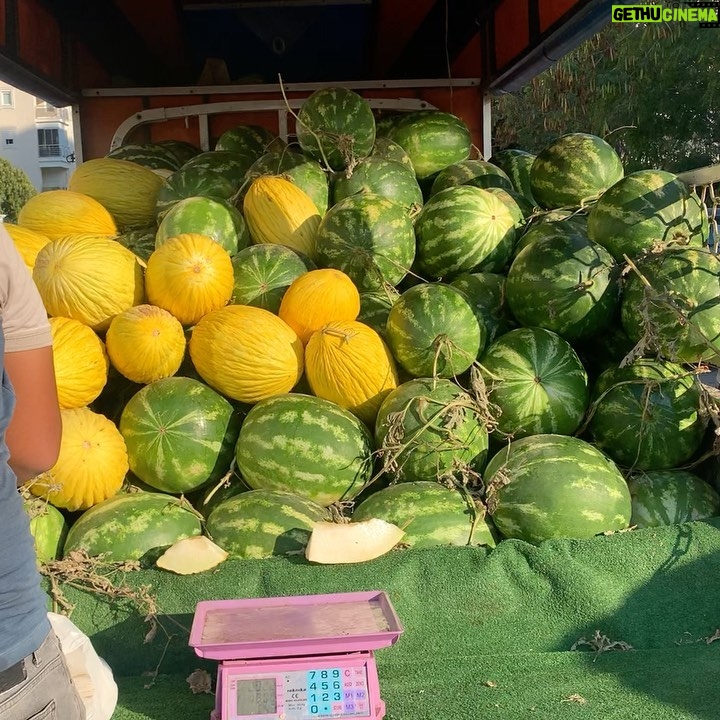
{"left": 229, "top": 665, "right": 372, "bottom": 719}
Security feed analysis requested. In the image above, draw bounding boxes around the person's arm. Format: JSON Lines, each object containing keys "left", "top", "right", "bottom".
{"left": 4, "top": 345, "right": 61, "bottom": 484}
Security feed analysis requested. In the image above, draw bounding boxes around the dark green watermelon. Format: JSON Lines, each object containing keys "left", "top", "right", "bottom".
{"left": 479, "top": 326, "right": 589, "bottom": 440}
{"left": 375, "top": 378, "right": 489, "bottom": 484}
{"left": 587, "top": 169, "right": 707, "bottom": 261}
{"left": 386, "top": 110, "right": 472, "bottom": 181}
{"left": 620, "top": 247, "right": 720, "bottom": 363}
{"left": 385, "top": 283, "right": 483, "bottom": 378}
{"left": 485, "top": 434, "right": 632, "bottom": 543}
{"left": 587, "top": 358, "right": 708, "bottom": 471}
{"left": 156, "top": 166, "right": 237, "bottom": 219}
{"left": 331, "top": 156, "right": 423, "bottom": 213}
{"left": 490, "top": 148, "right": 537, "bottom": 204}
{"left": 429, "top": 159, "right": 514, "bottom": 196}
{"left": 530, "top": 133, "right": 624, "bottom": 209}
{"left": 506, "top": 230, "right": 621, "bottom": 341}
{"left": 296, "top": 87, "right": 376, "bottom": 171}
{"left": 315, "top": 193, "right": 416, "bottom": 291}
{"left": 414, "top": 186, "right": 518, "bottom": 280}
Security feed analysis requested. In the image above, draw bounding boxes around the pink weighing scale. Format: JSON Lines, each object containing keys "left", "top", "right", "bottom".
{"left": 189, "top": 591, "right": 404, "bottom": 720}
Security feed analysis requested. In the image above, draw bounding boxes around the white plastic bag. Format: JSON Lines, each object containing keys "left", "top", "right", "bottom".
{"left": 48, "top": 612, "right": 118, "bottom": 720}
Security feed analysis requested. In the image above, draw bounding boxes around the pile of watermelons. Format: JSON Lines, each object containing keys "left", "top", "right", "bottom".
{"left": 16, "top": 85, "right": 720, "bottom": 567}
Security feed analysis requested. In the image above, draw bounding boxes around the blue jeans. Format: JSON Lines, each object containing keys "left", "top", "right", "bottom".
{"left": 0, "top": 629, "right": 85, "bottom": 720}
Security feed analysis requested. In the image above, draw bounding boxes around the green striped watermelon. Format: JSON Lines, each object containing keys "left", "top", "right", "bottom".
{"left": 490, "top": 148, "right": 537, "bottom": 204}
{"left": 513, "top": 214, "right": 587, "bottom": 257}
{"left": 156, "top": 139, "right": 201, "bottom": 166}
{"left": 479, "top": 327, "right": 589, "bottom": 440}
{"left": 315, "top": 193, "right": 416, "bottom": 291}
{"left": 429, "top": 160, "right": 514, "bottom": 196}
{"left": 626, "top": 469, "right": 720, "bottom": 528}
{"left": 235, "top": 393, "right": 374, "bottom": 506}
{"left": 119, "top": 377, "right": 241, "bottom": 494}
{"left": 156, "top": 195, "right": 249, "bottom": 254}
{"left": 375, "top": 378, "right": 489, "bottom": 484}
{"left": 485, "top": 433, "right": 632, "bottom": 543}
{"left": 214, "top": 124, "right": 277, "bottom": 157}
{"left": 107, "top": 142, "right": 181, "bottom": 172}
{"left": 587, "top": 359, "right": 707, "bottom": 471}
{"left": 352, "top": 481, "right": 496, "bottom": 548}
{"left": 182, "top": 150, "right": 256, "bottom": 190}
{"left": 386, "top": 111, "right": 472, "bottom": 181}
{"left": 192, "top": 472, "right": 250, "bottom": 519}
{"left": 449, "top": 272, "right": 515, "bottom": 344}
{"left": 23, "top": 496, "right": 68, "bottom": 563}
{"left": 370, "top": 136, "right": 415, "bottom": 172}
{"left": 156, "top": 167, "right": 237, "bottom": 219}
{"left": 242, "top": 151, "right": 329, "bottom": 216}
{"left": 206, "top": 489, "right": 329, "bottom": 559}
{"left": 620, "top": 247, "right": 720, "bottom": 363}
{"left": 63, "top": 492, "right": 203, "bottom": 562}
{"left": 385, "top": 283, "right": 483, "bottom": 378}
{"left": 331, "top": 156, "right": 423, "bottom": 213}
{"left": 414, "top": 186, "right": 518, "bottom": 280}
{"left": 486, "top": 186, "right": 536, "bottom": 221}
{"left": 296, "top": 87, "right": 376, "bottom": 171}
{"left": 506, "top": 230, "right": 620, "bottom": 341}
{"left": 530, "top": 133, "right": 624, "bottom": 209}
{"left": 358, "top": 287, "right": 399, "bottom": 339}
{"left": 115, "top": 226, "right": 157, "bottom": 262}
{"left": 587, "top": 169, "right": 707, "bottom": 261}
{"left": 231, "top": 244, "right": 312, "bottom": 313}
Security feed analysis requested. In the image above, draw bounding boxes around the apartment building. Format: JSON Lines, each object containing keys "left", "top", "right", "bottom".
{"left": 0, "top": 81, "right": 75, "bottom": 192}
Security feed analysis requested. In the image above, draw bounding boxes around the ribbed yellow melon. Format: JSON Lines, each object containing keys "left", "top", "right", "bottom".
{"left": 68, "top": 157, "right": 164, "bottom": 229}
{"left": 106, "top": 304, "right": 186, "bottom": 384}
{"left": 306, "top": 320, "right": 398, "bottom": 425}
{"left": 189, "top": 304, "right": 304, "bottom": 403}
{"left": 243, "top": 175, "right": 321, "bottom": 260}
{"left": 17, "top": 190, "right": 117, "bottom": 239}
{"left": 50, "top": 317, "right": 109, "bottom": 410}
{"left": 33, "top": 235, "right": 145, "bottom": 331}
{"left": 145, "top": 233, "right": 234, "bottom": 326}
{"left": 279, "top": 268, "right": 360, "bottom": 344}
{"left": 5, "top": 223, "right": 50, "bottom": 271}
{"left": 28, "top": 407, "right": 129, "bottom": 511}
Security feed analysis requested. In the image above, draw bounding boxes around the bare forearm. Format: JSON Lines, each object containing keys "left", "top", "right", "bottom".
{"left": 5, "top": 346, "right": 61, "bottom": 484}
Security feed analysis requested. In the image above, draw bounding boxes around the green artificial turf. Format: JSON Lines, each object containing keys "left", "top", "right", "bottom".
{"left": 55, "top": 518, "right": 720, "bottom": 719}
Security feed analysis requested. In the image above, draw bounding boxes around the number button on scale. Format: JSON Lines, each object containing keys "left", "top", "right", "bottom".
{"left": 189, "top": 591, "right": 404, "bottom": 720}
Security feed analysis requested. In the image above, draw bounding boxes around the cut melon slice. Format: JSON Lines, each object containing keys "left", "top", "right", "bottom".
{"left": 156, "top": 535, "right": 229, "bottom": 575}
{"left": 305, "top": 518, "right": 405, "bottom": 564}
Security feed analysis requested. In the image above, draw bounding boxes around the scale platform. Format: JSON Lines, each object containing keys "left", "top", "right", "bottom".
{"left": 190, "top": 591, "right": 403, "bottom": 720}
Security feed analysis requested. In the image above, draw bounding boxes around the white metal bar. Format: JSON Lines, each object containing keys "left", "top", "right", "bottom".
{"left": 71, "top": 103, "right": 83, "bottom": 165}
{"left": 82, "top": 78, "right": 482, "bottom": 98}
{"left": 109, "top": 97, "right": 438, "bottom": 150}
{"left": 482, "top": 91, "right": 492, "bottom": 160}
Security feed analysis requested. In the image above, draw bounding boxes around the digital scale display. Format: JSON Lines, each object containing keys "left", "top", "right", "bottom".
{"left": 189, "top": 591, "right": 404, "bottom": 720}
{"left": 229, "top": 666, "right": 371, "bottom": 719}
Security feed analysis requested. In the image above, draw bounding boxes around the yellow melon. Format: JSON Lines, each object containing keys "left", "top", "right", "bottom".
{"left": 243, "top": 175, "right": 321, "bottom": 260}
{"left": 17, "top": 190, "right": 117, "bottom": 239}
{"left": 5, "top": 223, "right": 51, "bottom": 271}
{"left": 189, "top": 304, "right": 303, "bottom": 403}
{"left": 279, "top": 268, "right": 360, "bottom": 344}
{"left": 106, "top": 304, "right": 186, "bottom": 384}
{"left": 33, "top": 235, "right": 145, "bottom": 331}
{"left": 145, "top": 233, "right": 234, "bottom": 326}
{"left": 27, "top": 407, "right": 129, "bottom": 511}
{"left": 69, "top": 157, "right": 164, "bottom": 229}
{"left": 50, "top": 317, "right": 109, "bottom": 410}
{"left": 305, "top": 320, "right": 398, "bottom": 425}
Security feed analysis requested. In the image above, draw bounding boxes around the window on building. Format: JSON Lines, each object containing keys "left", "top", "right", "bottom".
{"left": 38, "top": 128, "right": 61, "bottom": 157}
{"left": 0, "top": 91, "right": 13, "bottom": 107}
{"left": 1, "top": 129, "right": 16, "bottom": 148}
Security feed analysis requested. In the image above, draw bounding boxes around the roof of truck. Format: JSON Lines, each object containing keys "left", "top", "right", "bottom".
{"left": 1, "top": 0, "right": 611, "bottom": 105}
